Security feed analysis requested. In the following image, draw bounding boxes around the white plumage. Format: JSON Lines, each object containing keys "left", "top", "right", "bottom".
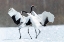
{"left": 38, "top": 11, "right": 55, "bottom": 23}
{"left": 8, "top": 8, "right": 17, "bottom": 17}
{"left": 31, "top": 11, "right": 55, "bottom": 26}
{"left": 27, "top": 13, "right": 42, "bottom": 28}
{"left": 8, "top": 8, "right": 25, "bottom": 25}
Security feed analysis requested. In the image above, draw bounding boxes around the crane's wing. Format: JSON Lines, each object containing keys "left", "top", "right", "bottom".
{"left": 26, "top": 13, "right": 42, "bottom": 28}
{"left": 8, "top": 8, "right": 25, "bottom": 25}
{"left": 31, "top": 11, "right": 42, "bottom": 22}
{"left": 38, "top": 11, "right": 55, "bottom": 25}
{"left": 31, "top": 11, "right": 37, "bottom": 16}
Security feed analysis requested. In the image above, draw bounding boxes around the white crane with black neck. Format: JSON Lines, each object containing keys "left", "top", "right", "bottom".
{"left": 19, "top": 5, "right": 42, "bottom": 39}
{"left": 8, "top": 5, "right": 41, "bottom": 39}
{"left": 23, "top": 5, "right": 55, "bottom": 39}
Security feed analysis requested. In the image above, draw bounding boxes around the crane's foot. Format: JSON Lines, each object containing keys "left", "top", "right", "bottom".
{"left": 19, "top": 36, "right": 21, "bottom": 39}
{"left": 28, "top": 28, "right": 32, "bottom": 39}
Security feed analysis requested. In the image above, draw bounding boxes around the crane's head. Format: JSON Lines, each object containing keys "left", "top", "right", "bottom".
{"left": 30, "top": 5, "right": 37, "bottom": 13}
{"left": 31, "top": 5, "right": 37, "bottom": 8}
{"left": 31, "top": 5, "right": 34, "bottom": 8}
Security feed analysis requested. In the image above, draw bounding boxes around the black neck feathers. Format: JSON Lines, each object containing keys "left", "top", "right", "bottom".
{"left": 30, "top": 6, "right": 34, "bottom": 13}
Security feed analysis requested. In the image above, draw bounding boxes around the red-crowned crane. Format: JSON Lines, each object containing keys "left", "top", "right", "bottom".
{"left": 8, "top": 5, "right": 41, "bottom": 39}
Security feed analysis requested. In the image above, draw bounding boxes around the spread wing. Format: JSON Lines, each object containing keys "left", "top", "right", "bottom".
{"left": 38, "top": 11, "right": 55, "bottom": 25}
{"left": 8, "top": 8, "right": 26, "bottom": 25}
{"left": 31, "top": 11, "right": 55, "bottom": 26}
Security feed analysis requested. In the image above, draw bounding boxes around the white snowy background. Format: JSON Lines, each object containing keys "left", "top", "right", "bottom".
{"left": 0, "top": 25, "right": 64, "bottom": 42}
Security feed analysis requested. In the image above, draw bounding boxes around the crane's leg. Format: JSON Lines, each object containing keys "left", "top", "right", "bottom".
{"left": 35, "top": 29, "right": 41, "bottom": 39}
{"left": 19, "top": 28, "right": 21, "bottom": 39}
{"left": 35, "top": 28, "right": 37, "bottom": 39}
{"left": 37, "top": 29, "right": 41, "bottom": 38}
{"left": 28, "top": 27, "right": 32, "bottom": 39}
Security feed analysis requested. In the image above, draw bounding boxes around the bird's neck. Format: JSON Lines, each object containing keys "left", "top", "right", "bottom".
{"left": 30, "top": 6, "right": 34, "bottom": 13}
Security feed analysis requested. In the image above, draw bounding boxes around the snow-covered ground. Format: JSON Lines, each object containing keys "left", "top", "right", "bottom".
{"left": 0, "top": 25, "right": 64, "bottom": 42}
